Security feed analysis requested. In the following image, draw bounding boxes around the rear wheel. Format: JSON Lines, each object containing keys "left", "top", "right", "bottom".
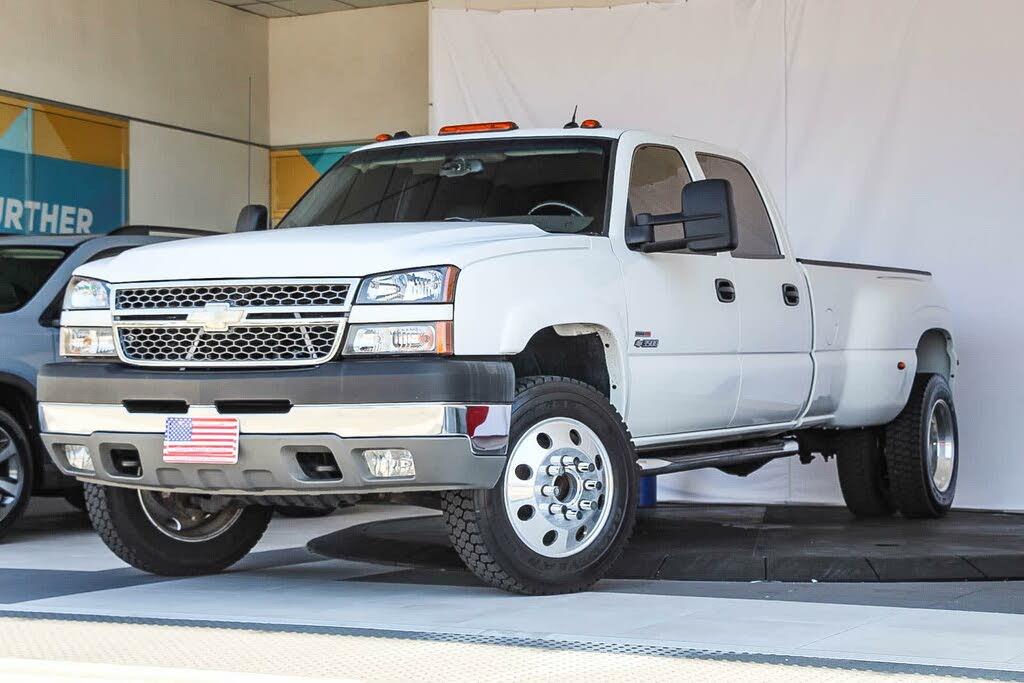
{"left": 441, "top": 376, "right": 638, "bottom": 595}
{"left": 835, "top": 429, "right": 897, "bottom": 518}
{"left": 84, "top": 484, "right": 273, "bottom": 575}
{"left": 885, "top": 374, "right": 958, "bottom": 518}
{"left": 0, "top": 409, "right": 33, "bottom": 541}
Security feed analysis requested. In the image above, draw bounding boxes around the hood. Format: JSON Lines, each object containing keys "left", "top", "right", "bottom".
{"left": 77, "top": 222, "right": 590, "bottom": 283}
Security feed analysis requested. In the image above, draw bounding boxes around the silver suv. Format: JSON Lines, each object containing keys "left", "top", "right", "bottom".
{"left": 0, "top": 227, "right": 205, "bottom": 540}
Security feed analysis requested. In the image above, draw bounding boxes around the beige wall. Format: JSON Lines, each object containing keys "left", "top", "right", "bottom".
{"left": 0, "top": 0, "right": 269, "bottom": 144}
{"left": 268, "top": 3, "right": 428, "bottom": 146}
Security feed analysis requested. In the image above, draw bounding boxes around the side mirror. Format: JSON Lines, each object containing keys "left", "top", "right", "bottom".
{"left": 235, "top": 204, "right": 269, "bottom": 232}
{"left": 626, "top": 179, "right": 738, "bottom": 254}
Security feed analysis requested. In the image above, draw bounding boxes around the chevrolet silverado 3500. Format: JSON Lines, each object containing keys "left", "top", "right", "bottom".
{"left": 37, "top": 124, "right": 957, "bottom": 594}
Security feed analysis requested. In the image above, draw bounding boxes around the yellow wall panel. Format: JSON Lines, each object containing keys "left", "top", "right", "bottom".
{"left": 270, "top": 150, "right": 321, "bottom": 223}
{"left": 33, "top": 107, "right": 128, "bottom": 169}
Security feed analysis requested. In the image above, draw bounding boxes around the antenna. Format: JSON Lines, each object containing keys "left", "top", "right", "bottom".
{"left": 563, "top": 105, "right": 579, "bottom": 129}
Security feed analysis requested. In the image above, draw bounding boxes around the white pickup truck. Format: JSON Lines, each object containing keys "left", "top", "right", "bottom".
{"left": 37, "top": 123, "right": 958, "bottom": 594}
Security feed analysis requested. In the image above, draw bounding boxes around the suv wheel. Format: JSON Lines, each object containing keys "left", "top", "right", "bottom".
{"left": 84, "top": 483, "right": 273, "bottom": 575}
{"left": 441, "top": 376, "right": 638, "bottom": 595}
{"left": 835, "top": 429, "right": 897, "bottom": 518}
{"left": 0, "top": 408, "right": 33, "bottom": 541}
{"left": 885, "top": 374, "right": 959, "bottom": 518}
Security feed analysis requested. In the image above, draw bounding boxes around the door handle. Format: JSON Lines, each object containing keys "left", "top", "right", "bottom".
{"left": 715, "top": 278, "right": 736, "bottom": 304}
{"left": 782, "top": 283, "right": 800, "bottom": 306}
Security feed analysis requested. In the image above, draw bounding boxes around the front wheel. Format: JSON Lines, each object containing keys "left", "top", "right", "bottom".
{"left": 0, "top": 408, "right": 33, "bottom": 542}
{"left": 84, "top": 484, "right": 273, "bottom": 575}
{"left": 441, "top": 376, "right": 638, "bottom": 595}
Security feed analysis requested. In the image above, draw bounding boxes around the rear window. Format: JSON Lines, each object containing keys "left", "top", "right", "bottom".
{"left": 0, "top": 247, "right": 68, "bottom": 313}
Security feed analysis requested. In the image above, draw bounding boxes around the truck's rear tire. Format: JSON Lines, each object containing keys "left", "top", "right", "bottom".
{"left": 835, "top": 429, "right": 897, "bottom": 518}
{"left": 84, "top": 483, "right": 273, "bottom": 576}
{"left": 885, "top": 374, "right": 958, "bottom": 518}
{"left": 441, "top": 376, "right": 638, "bottom": 595}
{"left": 0, "top": 408, "right": 33, "bottom": 542}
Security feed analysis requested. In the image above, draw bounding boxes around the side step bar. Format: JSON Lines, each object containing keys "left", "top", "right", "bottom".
{"left": 637, "top": 437, "right": 800, "bottom": 476}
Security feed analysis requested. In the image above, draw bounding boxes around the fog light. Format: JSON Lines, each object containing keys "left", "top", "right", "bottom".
{"left": 363, "top": 449, "right": 415, "bottom": 478}
{"left": 63, "top": 445, "right": 94, "bottom": 472}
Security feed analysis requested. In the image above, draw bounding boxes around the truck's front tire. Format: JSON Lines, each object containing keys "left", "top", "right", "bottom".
{"left": 0, "top": 408, "right": 33, "bottom": 542}
{"left": 84, "top": 484, "right": 273, "bottom": 575}
{"left": 835, "top": 429, "right": 897, "bottom": 518}
{"left": 885, "top": 374, "right": 958, "bottom": 518}
{"left": 441, "top": 376, "right": 638, "bottom": 595}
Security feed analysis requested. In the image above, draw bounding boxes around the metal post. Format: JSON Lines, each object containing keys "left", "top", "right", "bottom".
{"left": 639, "top": 475, "right": 657, "bottom": 508}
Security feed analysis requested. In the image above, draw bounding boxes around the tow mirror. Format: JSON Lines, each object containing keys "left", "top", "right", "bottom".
{"left": 235, "top": 204, "right": 269, "bottom": 232}
{"left": 626, "top": 179, "right": 738, "bottom": 254}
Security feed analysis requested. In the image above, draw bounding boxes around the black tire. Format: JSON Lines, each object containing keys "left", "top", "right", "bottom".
{"left": 441, "top": 376, "right": 638, "bottom": 595}
{"left": 63, "top": 486, "right": 87, "bottom": 512}
{"left": 84, "top": 483, "right": 274, "bottom": 576}
{"left": 835, "top": 429, "right": 897, "bottom": 518}
{"left": 885, "top": 374, "right": 958, "bottom": 518}
{"left": 0, "top": 408, "right": 33, "bottom": 542}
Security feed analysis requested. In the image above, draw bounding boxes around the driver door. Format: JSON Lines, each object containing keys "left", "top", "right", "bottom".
{"left": 612, "top": 139, "right": 740, "bottom": 439}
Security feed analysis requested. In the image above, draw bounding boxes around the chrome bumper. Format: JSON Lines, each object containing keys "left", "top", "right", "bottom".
{"left": 39, "top": 402, "right": 510, "bottom": 496}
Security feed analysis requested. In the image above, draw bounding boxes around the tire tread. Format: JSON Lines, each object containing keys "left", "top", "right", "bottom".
{"left": 441, "top": 376, "right": 636, "bottom": 595}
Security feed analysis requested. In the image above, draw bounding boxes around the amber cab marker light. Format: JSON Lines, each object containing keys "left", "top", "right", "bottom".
{"left": 375, "top": 133, "right": 392, "bottom": 142}
{"left": 438, "top": 121, "right": 519, "bottom": 135}
{"left": 580, "top": 119, "right": 602, "bottom": 129}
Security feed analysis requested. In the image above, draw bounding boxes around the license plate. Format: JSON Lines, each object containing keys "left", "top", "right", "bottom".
{"left": 163, "top": 417, "right": 240, "bottom": 464}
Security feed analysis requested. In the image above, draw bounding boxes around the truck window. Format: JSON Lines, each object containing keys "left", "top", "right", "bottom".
{"left": 627, "top": 145, "right": 694, "bottom": 250}
{"left": 696, "top": 153, "right": 781, "bottom": 259}
{"left": 0, "top": 247, "right": 68, "bottom": 313}
{"left": 278, "top": 138, "right": 615, "bottom": 236}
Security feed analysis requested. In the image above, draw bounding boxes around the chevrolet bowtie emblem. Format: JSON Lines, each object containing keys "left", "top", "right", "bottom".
{"left": 187, "top": 303, "right": 245, "bottom": 332}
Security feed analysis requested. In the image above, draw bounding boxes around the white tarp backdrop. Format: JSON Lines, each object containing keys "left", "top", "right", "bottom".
{"left": 430, "top": 0, "right": 1024, "bottom": 511}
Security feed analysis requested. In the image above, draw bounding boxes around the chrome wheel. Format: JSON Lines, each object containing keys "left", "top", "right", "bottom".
{"left": 138, "top": 491, "right": 244, "bottom": 543}
{"left": 0, "top": 426, "right": 25, "bottom": 522}
{"left": 503, "top": 417, "right": 614, "bottom": 558}
{"left": 928, "top": 399, "right": 956, "bottom": 493}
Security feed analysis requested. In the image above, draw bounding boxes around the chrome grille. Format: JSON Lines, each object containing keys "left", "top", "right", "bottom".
{"left": 118, "top": 325, "right": 340, "bottom": 364}
{"left": 110, "top": 279, "right": 355, "bottom": 368}
{"left": 115, "top": 283, "right": 351, "bottom": 310}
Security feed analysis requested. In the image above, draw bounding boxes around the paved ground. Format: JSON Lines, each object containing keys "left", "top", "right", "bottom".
{"left": 2, "top": 498, "right": 1024, "bottom": 681}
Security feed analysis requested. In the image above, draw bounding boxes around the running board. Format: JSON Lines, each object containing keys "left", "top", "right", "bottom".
{"left": 636, "top": 437, "right": 800, "bottom": 476}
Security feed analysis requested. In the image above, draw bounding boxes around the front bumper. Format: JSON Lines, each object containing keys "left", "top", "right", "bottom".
{"left": 38, "top": 359, "right": 513, "bottom": 496}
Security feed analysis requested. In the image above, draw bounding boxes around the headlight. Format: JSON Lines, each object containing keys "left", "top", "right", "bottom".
{"left": 60, "top": 327, "right": 117, "bottom": 357}
{"left": 64, "top": 277, "right": 110, "bottom": 310}
{"left": 356, "top": 266, "right": 458, "bottom": 304}
{"left": 344, "top": 321, "right": 452, "bottom": 355}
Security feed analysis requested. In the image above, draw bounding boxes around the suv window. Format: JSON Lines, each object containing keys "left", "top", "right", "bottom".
{"left": 0, "top": 247, "right": 68, "bottom": 313}
{"left": 628, "top": 145, "right": 693, "bottom": 248}
{"left": 696, "top": 153, "right": 780, "bottom": 259}
{"left": 279, "top": 138, "right": 615, "bottom": 236}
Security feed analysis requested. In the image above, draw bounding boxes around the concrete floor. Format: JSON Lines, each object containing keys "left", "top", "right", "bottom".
{"left": 2, "top": 498, "right": 1024, "bottom": 681}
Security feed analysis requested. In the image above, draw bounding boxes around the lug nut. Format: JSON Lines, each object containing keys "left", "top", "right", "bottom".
{"left": 583, "top": 480, "right": 602, "bottom": 491}
{"left": 575, "top": 462, "right": 594, "bottom": 473}
{"left": 545, "top": 465, "right": 563, "bottom": 476}
{"left": 549, "top": 503, "right": 567, "bottom": 516}
{"left": 563, "top": 508, "right": 583, "bottom": 521}
{"left": 579, "top": 500, "right": 595, "bottom": 511}
{"left": 541, "top": 485, "right": 560, "bottom": 497}
{"left": 558, "top": 455, "right": 580, "bottom": 467}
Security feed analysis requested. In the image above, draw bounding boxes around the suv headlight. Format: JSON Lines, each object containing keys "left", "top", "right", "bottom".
{"left": 60, "top": 327, "right": 117, "bottom": 357}
{"left": 344, "top": 321, "right": 452, "bottom": 356}
{"left": 356, "top": 266, "right": 458, "bottom": 304}
{"left": 64, "top": 276, "right": 111, "bottom": 310}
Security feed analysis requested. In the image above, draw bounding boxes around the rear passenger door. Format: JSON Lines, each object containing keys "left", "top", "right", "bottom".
{"left": 695, "top": 153, "right": 813, "bottom": 427}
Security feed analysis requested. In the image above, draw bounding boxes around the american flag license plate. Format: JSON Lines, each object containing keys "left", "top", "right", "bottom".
{"left": 163, "top": 417, "right": 240, "bottom": 464}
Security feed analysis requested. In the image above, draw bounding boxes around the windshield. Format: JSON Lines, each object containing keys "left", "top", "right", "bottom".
{"left": 278, "top": 137, "right": 615, "bottom": 235}
{"left": 0, "top": 246, "right": 68, "bottom": 313}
